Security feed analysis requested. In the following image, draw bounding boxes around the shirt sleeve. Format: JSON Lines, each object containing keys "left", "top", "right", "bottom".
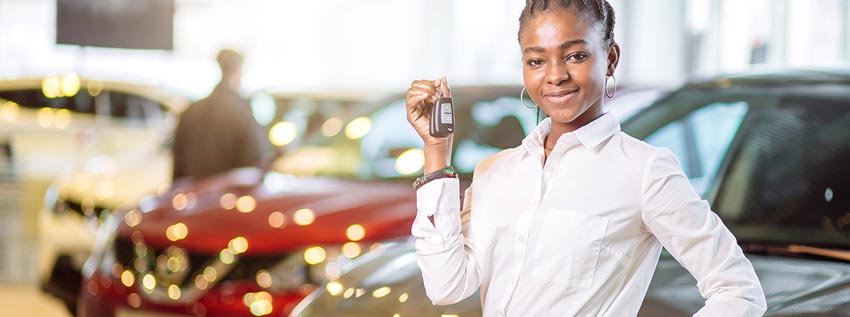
{"left": 640, "top": 148, "right": 767, "bottom": 317}
{"left": 412, "top": 178, "right": 481, "bottom": 305}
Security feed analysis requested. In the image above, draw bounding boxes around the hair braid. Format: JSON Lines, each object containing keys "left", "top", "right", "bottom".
{"left": 518, "top": 0, "right": 616, "bottom": 47}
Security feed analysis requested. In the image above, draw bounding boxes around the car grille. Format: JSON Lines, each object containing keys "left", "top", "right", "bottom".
{"left": 56, "top": 198, "right": 109, "bottom": 218}
{"left": 115, "top": 237, "right": 289, "bottom": 287}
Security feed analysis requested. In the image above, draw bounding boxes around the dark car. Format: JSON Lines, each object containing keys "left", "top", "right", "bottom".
{"left": 290, "top": 69, "right": 850, "bottom": 317}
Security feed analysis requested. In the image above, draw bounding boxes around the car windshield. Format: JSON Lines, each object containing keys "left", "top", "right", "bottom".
{"left": 274, "top": 88, "right": 539, "bottom": 180}
{"left": 0, "top": 87, "right": 170, "bottom": 126}
{"left": 624, "top": 81, "right": 850, "bottom": 250}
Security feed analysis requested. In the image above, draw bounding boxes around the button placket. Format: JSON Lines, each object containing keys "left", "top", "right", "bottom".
{"left": 502, "top": 159, "right": 542, "bottom": 316}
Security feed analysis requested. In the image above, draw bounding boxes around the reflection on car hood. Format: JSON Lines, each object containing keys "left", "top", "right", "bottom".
{"left": 294, "top": 244, "right": 850, "bottom": 317}
{"left": 639, "top": 254, "right": 850, "bottom": 317}
{"left": 117, "top": 168, "right": 416, "bottom": 254}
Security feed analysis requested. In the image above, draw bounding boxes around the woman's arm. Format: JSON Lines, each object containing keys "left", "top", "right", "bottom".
{"left": 406, "top": 77, "right": 482, "bottom": 305}
{"left": 412, "top": 181, "right": 482, "bottom": 305}
{"left": 640, "top": 148, "right": 767, "bottom": 317}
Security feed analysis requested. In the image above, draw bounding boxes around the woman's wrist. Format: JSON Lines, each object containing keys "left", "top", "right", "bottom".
{"left": 423, "top": 142, "right": 452, "bottom": 174}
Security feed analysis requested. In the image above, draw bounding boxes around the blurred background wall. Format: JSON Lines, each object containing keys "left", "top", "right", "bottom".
{"left": 1, "top": 0, "right": 848, "bottom": 99}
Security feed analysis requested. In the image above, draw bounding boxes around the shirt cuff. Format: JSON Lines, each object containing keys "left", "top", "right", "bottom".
{"left": 411, "top": 178, "right": 462, "bottom": 255}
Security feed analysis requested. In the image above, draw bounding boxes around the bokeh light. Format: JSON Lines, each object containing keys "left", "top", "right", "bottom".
{"left": 87, "top": 80, "right": 104, "bottom": 96}
{"left": 36, "top": 107, "right": 53, "bottom": 127}
{"left": 256, "top": 270, "right": 272, "bottom": 288}
{"left": 304, "top": 246, "right": 327, "bottom": 265}
{"left": 342, "top": 242, "right": 361, "bottom": 258}
{"left": 120, "top": 270, "right": 135, "bottom": 287}
{"left": 269, "top": 121, "right": 297, "bottom": 146}
{"left": 372, "top": 286, "right": 391, "bottom": 298}
{"left": 344, "top": 117, "right": 372, "bottom": 140}
{"left": 124, "top": 209, "right": 142, "bottom": 227}
{"left": 219, "top": 249, "right": 235, "bottom": 264}
{"left": 346, "top": 224, "right": 365, "bottom": 241}
{"left": 326, "top": 282, "right": 343, "bottom": 296}
{"left": 236, "top": 195, "right": 257, "bottom": 213}
{"left": 172, "top": 193, "right": 188, "bottom": 210}
{"left": 321, "top": 117, "right": 343, "bottom": 137}
{"left": 61, "top": 72, "right": 81, "bottom": 97}
{"left": 395, "top": 148, "right": 425, "bottom": 175}
{"left": 168, "top": 284, "right": 181, "bottom": 300}
{"left": 268, "top": 211, "right": 286, "bottom": 228}
{"left": 42, "top": 75, "right": 61, "bottom": 98}
{"left": 0, "top": 101, "right": 19, "bottom": 122}
{"left": 203, "top": 267, "right": 218, "bottom": 282}
{"left": 142, "top": 273, "right": 156, "bottom": 291}
{"left": 53, "top": 108, "right": 71, "bottom": 129}
{"left": 228, "top": 236, "right": 249, "bottom": 254}
{"left": 293, "top": 208, "right": 315, "bottom": 226}
{"left": 220, "top": 193, "right": 238, "bottom": 210}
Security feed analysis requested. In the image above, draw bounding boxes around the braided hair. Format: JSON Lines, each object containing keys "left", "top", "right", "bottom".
{"left": 518, "top": 0, "right": 616, "bottom": 48}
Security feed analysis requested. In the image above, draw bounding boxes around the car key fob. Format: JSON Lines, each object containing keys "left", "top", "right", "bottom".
{"left": 429, "top": 96, "right": 454, "bottom": 137}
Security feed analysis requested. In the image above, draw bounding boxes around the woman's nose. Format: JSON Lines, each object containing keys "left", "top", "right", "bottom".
{"left": 545, "top": 61, "right": 569, "bottom": 85}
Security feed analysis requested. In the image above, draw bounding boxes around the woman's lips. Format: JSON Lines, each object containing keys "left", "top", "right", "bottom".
{"left": 543, "top": 90, "right": 578, "bottom": 104}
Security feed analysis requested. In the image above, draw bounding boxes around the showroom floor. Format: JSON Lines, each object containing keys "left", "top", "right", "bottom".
{"left": 1, "top": 149, "right": 70, "bottom": 316}
{"left": 0, "top": 283, "right": 72, "bottom": 316}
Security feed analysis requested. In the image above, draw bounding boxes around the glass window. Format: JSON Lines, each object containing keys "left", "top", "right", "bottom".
{"left": 714, "top": 89, "right": 850, "bottom": 246}
{"left": 455, "top": 97, "right": 536, "bottom": 172}
{"left": 360, "top": 99, "right": 421, "bottom": 178}
{"left": 277, "top": 89, "right": 538, "bottom": 180}
{"left": 644, "top": 101, "right": 748, "bottom": 196}
{"left": 0, "top": 88, "right": 167, "bottom": 125}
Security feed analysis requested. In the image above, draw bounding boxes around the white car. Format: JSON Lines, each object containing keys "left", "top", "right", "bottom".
{"left": 0, "top": 75, "right": 190, "bottom": 313}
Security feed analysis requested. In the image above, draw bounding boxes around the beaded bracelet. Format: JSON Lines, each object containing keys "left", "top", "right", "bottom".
{"left": 412, "top": 166, "right": 457, "bottom": 190}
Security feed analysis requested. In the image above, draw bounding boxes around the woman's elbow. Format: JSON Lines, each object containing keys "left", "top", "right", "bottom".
{"left": 425, "top": 288, "right": 465, "bottom": 306}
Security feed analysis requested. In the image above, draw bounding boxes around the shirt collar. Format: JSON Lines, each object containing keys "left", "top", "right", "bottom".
{"left": 522, "top": 112, "right": 621, "bottom": 152}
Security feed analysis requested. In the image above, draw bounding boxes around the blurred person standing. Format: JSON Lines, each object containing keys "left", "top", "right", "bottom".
{"left": 172, "top": 49, "right": 271, "bottom": 181}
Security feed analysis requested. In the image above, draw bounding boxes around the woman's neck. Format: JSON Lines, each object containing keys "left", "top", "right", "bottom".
{"left": 543, "top": 106, "right": 604, "bottom": 161}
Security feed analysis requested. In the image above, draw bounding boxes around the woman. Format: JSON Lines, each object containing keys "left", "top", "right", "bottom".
{"left": 405, "top": 1, "right": 766, "bottom": 316}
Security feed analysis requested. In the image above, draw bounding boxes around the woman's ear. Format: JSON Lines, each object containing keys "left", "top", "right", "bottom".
{"left": 607, "top": 42, "right": 620, "bottom": 76}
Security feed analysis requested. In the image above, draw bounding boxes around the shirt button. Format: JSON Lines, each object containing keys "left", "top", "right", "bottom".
{"left": 518, "top": 235, "right": 526, "bottom": 242}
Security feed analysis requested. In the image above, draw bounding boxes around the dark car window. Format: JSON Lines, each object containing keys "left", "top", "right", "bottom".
{"left": 0, "top": 87, "right": 168, "bottom": 125}
{"left": 643, "top": 101, "right": 748, "bottom": 196}
{"left": 624, "top": 82, "right": 850, "bottom": 248}
{"left": 713, "top": 88, "right": 850, "bottom": 247}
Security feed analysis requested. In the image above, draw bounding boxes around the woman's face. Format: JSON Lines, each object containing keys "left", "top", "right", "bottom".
{"left": 519, "top": 8, "right": 617, "bottom": 127}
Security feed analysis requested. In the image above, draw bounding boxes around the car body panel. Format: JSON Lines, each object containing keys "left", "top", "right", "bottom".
{"left": 290, "top": 68, "right": 850, "bottom": 317}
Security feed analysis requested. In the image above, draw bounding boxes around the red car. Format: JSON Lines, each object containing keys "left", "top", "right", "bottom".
{"left": 78, "top": 167, "right": 416, "bottom": 317}
{"left": 77, "top": 86, "right": 545, "bottom": 317}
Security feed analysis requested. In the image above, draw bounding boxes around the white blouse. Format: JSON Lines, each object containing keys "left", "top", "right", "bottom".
{"left": 412, "top": 113, "right": 766, "bottom": 317}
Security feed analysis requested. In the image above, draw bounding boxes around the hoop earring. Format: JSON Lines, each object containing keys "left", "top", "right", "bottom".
{"left": 605, "top": 74, "right": 617, "bottom": 98}
{"left": 520, "top": 87, "right": 536, "bottom": 109}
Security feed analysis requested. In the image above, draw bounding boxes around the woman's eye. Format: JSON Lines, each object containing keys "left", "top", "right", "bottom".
{"left": 567, "top": 53, "right": 588, "bottom": 62}
{"left": 527, "top": 59, "right": 543, "bottom": 67}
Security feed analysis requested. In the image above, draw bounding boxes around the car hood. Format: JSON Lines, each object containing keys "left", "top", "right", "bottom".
{"left": 57, "top": 145, "right": 171, "bottom": 210}
{"left": 639, "top": 254, "right": 850, "bottom": 316}
{"left": 118, "top": 168, "right": 416, "bottom": 255}
{"left": 293, "top": 245, "right": 850, "bottom": 317}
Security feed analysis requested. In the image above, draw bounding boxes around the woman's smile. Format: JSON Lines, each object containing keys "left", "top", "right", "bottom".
{"left": 542, "top": 88, "right": 579, "bottom": 105}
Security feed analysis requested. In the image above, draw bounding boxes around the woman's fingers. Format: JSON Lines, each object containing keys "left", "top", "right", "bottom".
{"left": 438, "top": 77, "right": 451, "bottom": 98}
{"left": 407, "top": 77, "right": 449, "bottom": 124}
